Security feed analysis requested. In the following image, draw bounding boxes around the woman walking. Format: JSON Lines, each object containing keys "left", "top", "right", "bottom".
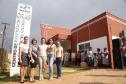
{"left": 29, "top": 38, "right": 38, "bottom": 82}
{"left": 47, "top": 38, "right": 56, "bottom": 80}
{"left": 38, "top": 38, "right": 48, "bottom": 80}
{"left": 55, "top": 41, "right": 63, "bottom": 79}
{"left": 19, "top": 36, "right": 29, "bottom": 83}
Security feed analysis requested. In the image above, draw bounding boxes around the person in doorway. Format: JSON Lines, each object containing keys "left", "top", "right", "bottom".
{"left": 120, "top": 37, "right": 126, "bottom": 68}
{"left": 38, "top": 38, "right": 48, "bottom": 80}
{"left": 19, "top": 36, "right": 29, "bottom": 83}
{"left": 55, "top": 41, "right": 63, "bottom": 79}
{"left": 47, "top": 38, "right": 56, "bottom": 80}
{"left": 29, "top": 38, "right": 38, "bottom": 82}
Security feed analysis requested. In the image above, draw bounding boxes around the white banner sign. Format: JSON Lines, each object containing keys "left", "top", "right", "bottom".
{"left": 10, "top": 3, "right": 32, "bottom": 77}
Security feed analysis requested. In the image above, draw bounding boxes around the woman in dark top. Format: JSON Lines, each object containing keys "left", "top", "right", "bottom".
{"left": 29, "top": 38, "right": 38, "bottom": 82}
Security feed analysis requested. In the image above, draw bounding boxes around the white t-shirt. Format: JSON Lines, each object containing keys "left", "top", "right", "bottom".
{"left": 38, "top": 44, "right": 48, "bottom": 56}
{"left": 47, "top": 44, "right": 56, "bottom": 54}
{"left": 88, "top": 51, "right": 93, "bottom": 57}
{"left": 20, "top": 43, "right": 29, "bottom": 53}
{"left": 56, "top": 46, "right": 63, "bottom": 58}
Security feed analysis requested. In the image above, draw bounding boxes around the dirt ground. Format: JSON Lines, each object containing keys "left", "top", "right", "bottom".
{"left": 1, "top": 69, "right": 126, "bottom": 84}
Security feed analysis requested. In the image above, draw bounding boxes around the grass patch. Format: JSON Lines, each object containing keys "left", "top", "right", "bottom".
{"left": 0, "top": 66, "right": 87, "bottom": 83}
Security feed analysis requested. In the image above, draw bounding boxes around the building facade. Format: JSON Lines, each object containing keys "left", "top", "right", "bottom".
{"left": 71, "top": 12, "right": 126, "bottom": 68}
{"left": 40, "top": 12, "right": 126, "bottom": 68}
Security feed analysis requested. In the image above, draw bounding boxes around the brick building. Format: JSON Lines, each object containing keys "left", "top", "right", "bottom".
{"left": 40, "top": 12, "right": 126, "bottom": 68}
{"left": 40, "top": 24, "right": 71, "bottom": 51}
{"left": 71, "top": 12, "right": 126, "bottom": 68}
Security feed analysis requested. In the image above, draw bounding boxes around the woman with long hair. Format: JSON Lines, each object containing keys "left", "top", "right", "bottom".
{"left": 47, "top": 38, "right": 56, "bottom": 80}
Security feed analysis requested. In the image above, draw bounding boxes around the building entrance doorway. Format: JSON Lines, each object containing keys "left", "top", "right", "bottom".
{"left": 112, "top": 38, "right": 123, "bottom": 69}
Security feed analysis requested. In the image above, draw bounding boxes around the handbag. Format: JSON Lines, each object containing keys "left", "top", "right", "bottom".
{"left": 53, "top": 60, "right": 56, "bottom": 64}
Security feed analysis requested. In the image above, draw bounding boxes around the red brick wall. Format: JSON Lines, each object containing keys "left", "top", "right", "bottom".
{"left": 71, "top": 32, "right": 78, "bottom": 52}
{"left": 40, "top": 24, "right": 71, "bottom": 40}
{"left": 90, "top": 19, "right": 108, "bottom": 39}
{"left": 71, "top": 18, "right": 108, "bottom": 52}
{"left": 107, "top": 18, "right": 126, "bottom": 37}
{"left": 78, "top": 26, "right": 89, "bottom": 43}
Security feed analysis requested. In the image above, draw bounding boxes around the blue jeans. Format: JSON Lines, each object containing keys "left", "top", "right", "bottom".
{"left": 56, "top": 57, "right": 62, "bottom": 77}
{"left": 47, "top": 54, "right": 54, "bottom": 78}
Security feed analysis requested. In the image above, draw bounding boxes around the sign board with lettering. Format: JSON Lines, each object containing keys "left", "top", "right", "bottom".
{"left": 10, "top": 3, "right": 32, "bottom": 76}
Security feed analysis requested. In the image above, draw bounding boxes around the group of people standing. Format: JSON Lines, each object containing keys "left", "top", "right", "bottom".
{"left": 76, "top": 47, "right": 109, "bottom": 68}
{"left": 19, "top": 36, "right": 63, "bottom": 83}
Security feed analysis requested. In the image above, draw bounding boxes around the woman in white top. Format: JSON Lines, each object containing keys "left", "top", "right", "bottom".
{"left": 47, "top": 38, "right": 56, "bottom": 80}
{"left": 38, "top": 38, "right": 48, "bottom": 80}
{"left": 102, "top": 48, "right": 109, "bottom": 67}
{"left": 88, "top": 47, "right": 94, "bottom": 67}
{"left": 19, "top": 36, "right": 29, "bottom": 83}
{"left": 55, "top": 41, "right": 63, "bottom": 79}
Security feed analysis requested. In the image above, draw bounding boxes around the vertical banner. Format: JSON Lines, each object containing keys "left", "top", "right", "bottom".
{"left": 10, "top": 3, "right": 32, "bottom": 77}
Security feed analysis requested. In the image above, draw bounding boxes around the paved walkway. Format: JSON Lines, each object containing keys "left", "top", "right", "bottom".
{"left": 1, "top": 69, "right": 126, "bottom": 84}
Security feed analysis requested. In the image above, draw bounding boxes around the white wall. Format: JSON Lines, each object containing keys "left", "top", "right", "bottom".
{"left": 77, "top": 36, "right": 108, "bottom": 53}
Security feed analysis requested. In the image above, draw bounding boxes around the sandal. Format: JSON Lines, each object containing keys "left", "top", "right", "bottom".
{"left": 20, "top": 81, "right": 24, "bottom": 83}
{"left": 30, "top": 80, "right": 35, "bottom": 83}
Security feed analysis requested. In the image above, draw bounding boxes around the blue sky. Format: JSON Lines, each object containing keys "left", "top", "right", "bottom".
{"left": 0, "top": 0, "right": 126, "bottom": 51}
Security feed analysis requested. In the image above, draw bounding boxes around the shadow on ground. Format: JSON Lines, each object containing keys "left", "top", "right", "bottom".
{"left": 80, "top": 82, "right": 111, "bottom": 84}
{"left": 85, "top": 74, "right": 125, "bottom": 77}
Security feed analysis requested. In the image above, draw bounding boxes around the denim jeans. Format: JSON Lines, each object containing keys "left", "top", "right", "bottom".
{"left": 56, "top": 57, "right": 62, "bottom": 77}
{"left": 47, "top": 54, "right": 54, "bottom": 78}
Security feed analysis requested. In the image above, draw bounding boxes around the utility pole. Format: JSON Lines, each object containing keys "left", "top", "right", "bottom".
{"left": 0, "top": 22, "right": 10, "bottom": 73}
{"left": 1, "top": 22, "right": 10, "bottom": 48}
